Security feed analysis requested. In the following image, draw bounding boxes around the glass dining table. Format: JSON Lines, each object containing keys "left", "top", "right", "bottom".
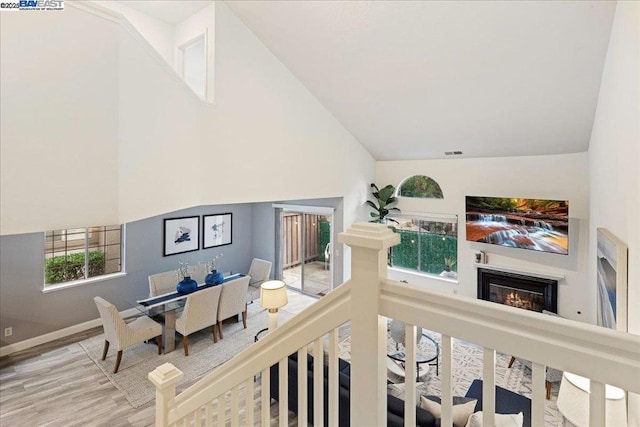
{"left": 132, "top": 272, "right": 240, "bottom": 353}
{"left": 133, "top": 299, "right": 185, "bottom": 353}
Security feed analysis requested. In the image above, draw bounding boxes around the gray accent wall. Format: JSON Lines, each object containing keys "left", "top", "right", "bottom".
{"left": 0, "top": 197, "right": 343, "bottom": 348}
{"left": 0, "top": 203, "right": 253, "bottom": 347}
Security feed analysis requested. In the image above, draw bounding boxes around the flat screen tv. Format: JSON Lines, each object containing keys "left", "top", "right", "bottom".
{"left": 466, "top": 196, "right": 569, "bottom": 255}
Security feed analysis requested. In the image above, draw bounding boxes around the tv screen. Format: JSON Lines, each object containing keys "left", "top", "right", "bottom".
{"left": 465, "top": 196, "right": 569, "bottom": 255}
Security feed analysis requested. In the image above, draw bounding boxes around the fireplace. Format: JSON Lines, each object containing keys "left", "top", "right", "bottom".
{"left": 477, "top": 268, "right": 558, "bottom": 313}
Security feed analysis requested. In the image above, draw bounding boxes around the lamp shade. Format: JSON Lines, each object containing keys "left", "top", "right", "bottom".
{"left": 260, "top": 280, "right": 288, "bottom": 310}
{"left": 557, "top": 372, "right": 627, "bottom": 426}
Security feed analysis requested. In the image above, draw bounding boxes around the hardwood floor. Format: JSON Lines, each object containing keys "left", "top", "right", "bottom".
{"left": 0, "top": 289, "right": 322, "bottom": 427}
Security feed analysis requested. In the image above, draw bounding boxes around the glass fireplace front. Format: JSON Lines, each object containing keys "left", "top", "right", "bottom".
{"left": 477, "top": 268, "right": 558, "bottom": 313}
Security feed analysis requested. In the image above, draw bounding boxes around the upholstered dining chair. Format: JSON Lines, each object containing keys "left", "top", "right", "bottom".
{"left": 93, "top": 296, "right": 163, "bottom": 373}
{"left": 189, "top": 263, "right": 209, "bottom": 286}
{"left": 148, "top": 270, "right": 178, "bottom": 297}
{"left": 175, "top": 286, "right": 222, "bottom": 356}
{"left": 217, "top": 275, "right": 251, "bottom": 339}
{"left": 247, "top": 258, "right": 272, "bottom": 302}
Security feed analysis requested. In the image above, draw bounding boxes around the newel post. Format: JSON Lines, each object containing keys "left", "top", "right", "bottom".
{"left": 149, "top": 363, "right": 184, "bottom": 426}
{"left": 339, "top": 223, "right": 400, "bottom": 427}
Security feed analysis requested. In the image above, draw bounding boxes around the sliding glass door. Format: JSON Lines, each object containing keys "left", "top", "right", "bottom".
{"left": 276, "top": 206, "right": 333, "bottom": 297}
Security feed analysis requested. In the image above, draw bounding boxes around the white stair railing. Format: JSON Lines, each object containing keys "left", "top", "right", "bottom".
{"left": 149, "top": 278, "right": 351, "bottom": 426}
{"left": 152, "top": 222, "right": 640, "bottom": 427}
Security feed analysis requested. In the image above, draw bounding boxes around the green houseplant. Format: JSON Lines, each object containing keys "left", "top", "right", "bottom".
{"left": 366, "top": 183, "right": 400, "bottom": 223}
{"left": 443, "top": 256, "right": 456, "bottom": 272}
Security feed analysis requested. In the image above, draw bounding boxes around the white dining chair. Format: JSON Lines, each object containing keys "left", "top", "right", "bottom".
{"left": 93, "top": 296, "right": 163, "bottom": 373}
{"left": 189, "top": 263, "right": 209, "bottom": 285}
{"left": 247, "top": 258, "right": 272, "bottom": 302}
{"left": 148, "top": 270, "right": 178, "bottom": 297}
{"left": 217, "top": 275, "right": 251, "bottom": 339}
{"left": 175, "top": 286, "right": 222, "bottom": 356}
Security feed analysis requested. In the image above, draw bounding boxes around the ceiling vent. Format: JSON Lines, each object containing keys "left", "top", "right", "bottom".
{"left": 444, "top": 151, "right": 463, "bottom": 156}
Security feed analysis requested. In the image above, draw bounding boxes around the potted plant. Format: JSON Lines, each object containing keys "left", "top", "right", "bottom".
{"left": 443, "top": 256, "right": 456, "bottom": 272}
{"left": 366, "top": 183, "right": 400, "bottom": 224}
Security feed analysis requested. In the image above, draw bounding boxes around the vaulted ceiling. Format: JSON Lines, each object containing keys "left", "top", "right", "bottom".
{"left": 226, "top": 1, "right": 616, "bottom": 161}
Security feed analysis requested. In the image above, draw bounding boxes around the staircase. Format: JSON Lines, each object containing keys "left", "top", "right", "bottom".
{"left": 151, "top": 223, "right": 640, "bottom": 426}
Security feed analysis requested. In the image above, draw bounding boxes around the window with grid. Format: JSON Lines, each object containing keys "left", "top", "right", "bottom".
{"left": 44, "top": 225, "right": 123, "bottom": 286}
{"left": 387, "top": 214, "right": 458, "bottom": 279}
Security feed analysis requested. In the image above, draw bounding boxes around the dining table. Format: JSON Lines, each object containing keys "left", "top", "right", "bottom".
{"left": 135, "top": 272, "right": 244, "bottom": 353}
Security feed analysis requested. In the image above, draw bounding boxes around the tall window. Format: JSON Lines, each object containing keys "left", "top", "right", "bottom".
{"left": 180, "top": 35, "right": 207, "bottom": 99}
{"left": 44, "top": 225, "right": 123, "bottom": 286}
{"left": 387, "top": 214, "right": 458, "bottom": 279}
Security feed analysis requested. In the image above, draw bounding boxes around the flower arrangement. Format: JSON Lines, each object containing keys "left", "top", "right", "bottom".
{"left": 208, "top": 254, "right": 223, "bottom": 272}
{"left": 177, "top": 261, "right": 191, "bottom": 280}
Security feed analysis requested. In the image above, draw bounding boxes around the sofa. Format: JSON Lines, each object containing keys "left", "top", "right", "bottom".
{"left": 269, "top": 351, "right": 440, "bottom": 427}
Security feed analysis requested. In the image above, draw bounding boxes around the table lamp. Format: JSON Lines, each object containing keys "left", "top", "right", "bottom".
{"left": 260, "top": 280, "right": 288, "bottom": 331}
{"left": 557, "top": 372, "right": 627, "bottom": 426}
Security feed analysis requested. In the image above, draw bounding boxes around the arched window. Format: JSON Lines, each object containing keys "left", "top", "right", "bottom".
{"left": 397, "top": 175, "right": 444, "bottom": 199}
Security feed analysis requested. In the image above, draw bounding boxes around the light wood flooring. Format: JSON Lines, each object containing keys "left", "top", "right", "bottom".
{"left": 0, "top": 290, "right": 323, "bottom": 427}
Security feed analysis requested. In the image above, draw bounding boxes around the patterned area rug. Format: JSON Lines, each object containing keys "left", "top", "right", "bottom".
{"left": 337, "top": 330, "right": 563, "bottom": 426}
{"left": 79, "top": 304, "right": 290, "bottom": 408}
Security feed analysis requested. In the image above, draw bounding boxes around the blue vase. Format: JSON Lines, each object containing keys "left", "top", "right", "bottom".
{"left": 205, "top": 269, "right": 224, "bottom": 286}
{"left": 177, "top": 276, "right": 198, "bottom": 294}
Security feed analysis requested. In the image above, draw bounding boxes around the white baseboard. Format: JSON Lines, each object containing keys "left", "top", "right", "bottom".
{"left": 0, "top": 308, "right": 139, "bottom": 358}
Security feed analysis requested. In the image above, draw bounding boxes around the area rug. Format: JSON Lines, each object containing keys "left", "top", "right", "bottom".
{"left": 79, "top": 305, "right": 291, "bottom": 409}
{"left": 337, "top": 330, "right": 563, "bottom": 426}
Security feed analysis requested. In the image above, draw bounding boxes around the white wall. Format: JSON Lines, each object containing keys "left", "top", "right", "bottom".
{"left": 117, "top": 25, "right": 208, "bottom": 223}
{"left": 0, "top": 0, "right": 376, "bottom": 282}
{"left": 0, "top": 8, "right": 119, "bottom": 233}
{"left": 377, "top": 153, "right": 590, "bottom": 322}
{"left": 94, "top": 1, "right": 174, "bottom": 65}
{"left": 589, "top": 0, "right": 639, "bottom": 337}
{"left": 203, "top": 2, "right": 376, "bottom": 276}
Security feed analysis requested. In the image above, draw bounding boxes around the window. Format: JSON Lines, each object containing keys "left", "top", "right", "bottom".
{"left": 44, "top": 225, "right": 123, "bottom": 286}
{"left": 180, "top": 35, "right": 207, "bottom": 99}
{"left": 397, "top": 175, "right": 443, "bottom": 199}
{"left": 387, "top": 213, "right": 457, "bottom": 279}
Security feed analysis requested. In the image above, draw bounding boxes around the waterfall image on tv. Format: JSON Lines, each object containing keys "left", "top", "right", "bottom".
{"left": 466, "top": 197, "right": 569, "bottom": 255}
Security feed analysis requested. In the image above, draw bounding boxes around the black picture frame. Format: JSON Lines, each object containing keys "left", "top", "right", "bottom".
{"left": 202, "top": 213, "right": 233, "bottom": 249}
{"left": 163, "top": 216, "right": 200, "bottom": 256}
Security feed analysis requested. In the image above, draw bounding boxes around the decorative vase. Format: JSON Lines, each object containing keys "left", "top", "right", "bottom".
{"left": 205, "top": 269, "right": 225, "bottom": 286}
{"left": 177, "top": 276, "right": 198, "bottom": 294}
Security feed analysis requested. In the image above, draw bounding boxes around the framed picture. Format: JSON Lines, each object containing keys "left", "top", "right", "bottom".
{"left": 163, "top": 216, "right": 200, "bottom": 256}
{"left": 596, "top": 227, "right": 628, "bottom": 332}
{"left": 203, "top": 213, "right": 233, "bottom": 249}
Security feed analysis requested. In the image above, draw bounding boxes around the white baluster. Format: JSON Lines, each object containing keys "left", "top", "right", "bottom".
{"left": 313, "top": 337, "right": 324, "bottom": 427}
{"left": 217, "top": 393, "right": 225, "bottom": 427}
{"left": 589, "top": 380, "right": 606, "bottom": 427}
{"left": 230, "top": 386, "right": 239, "bottom": 427}
{"left": 261, "top": 369, "right": 270, "bottom": 427}
{"left": 245, "top": 378, "right": 254, "bottom": 427}
{"left": 482, "top": 347, "right": 496, "bottom": 427}
{"left": 404, "top": 323, "right": 417, "bottom": 427}
{"left": 205, "top": 402, "right": 213, "bottom": 427}
{"left": 298, "top": 347, "right": 308, "bottom": 427}
{"left": 532, "top": 362, "right": 546, "bottom": 427}
{"left": 329, "top": 329, "right": 339, "bottom": 427}
{"left": 441, "top": 335, "right": 453, "bottom": 427}
{"left": 279, "top": 357, "right": 288, "bottom": 427}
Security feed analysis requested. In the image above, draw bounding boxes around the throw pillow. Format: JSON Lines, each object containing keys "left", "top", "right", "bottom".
{"left": 387, "top": 382, "right": 427, "bottom": 406}
{"left": 464, "top": 411, "right": 524, "bottom": 427}
{"left": 419, "top": 395, "right": 477, "bottom": 427}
